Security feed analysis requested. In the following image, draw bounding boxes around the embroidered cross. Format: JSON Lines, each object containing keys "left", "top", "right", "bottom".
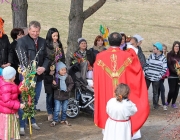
{"left": 96, "top": 54, "right": 132, "bottom": 92}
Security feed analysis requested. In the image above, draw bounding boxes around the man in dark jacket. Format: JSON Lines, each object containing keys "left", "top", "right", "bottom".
{"left": 16, "top": 21, "right": 49, "bottom": 131}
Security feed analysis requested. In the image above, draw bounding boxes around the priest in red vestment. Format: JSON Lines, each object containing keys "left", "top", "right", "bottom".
{"left": 94, "top": 32, "right": 149, "bottom": 135}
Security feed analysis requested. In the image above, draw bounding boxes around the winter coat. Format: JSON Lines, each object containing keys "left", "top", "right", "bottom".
{"left": 137, "top": 46, "right": 146, "bottom": 69}
{"left": 0, "top": 34, "right": 13, "bottom": 67}
{"left": 70, "top": 49, "right": 95, "bottom": 67}
{"left": 167, "top": 51, "right": 180, "bottom": 77}
{"left": 16, "top": 34, "right": 50, "bottom": 81}
{"left": 44, "top": 43, "right": 65, "bottom": 94}
{"left": 53, "top": 75, "right": 74, "bottom": 100}
{"left": 0, "top": 77, "right": 21, "bottom": 114}
{"left": 10, "top": 40, "right": 20, "bottom": 85}
{"left": 89, "top": 46, "right": 106, "bottom": 62}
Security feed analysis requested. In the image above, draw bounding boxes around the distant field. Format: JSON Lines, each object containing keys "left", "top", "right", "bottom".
{"left": 1, "top": 0, "right": 180, "bottom": 56}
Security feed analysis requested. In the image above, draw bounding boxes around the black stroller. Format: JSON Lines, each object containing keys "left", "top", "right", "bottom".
{"left": 66, "top": 63, "right": 94, "bottom": 118}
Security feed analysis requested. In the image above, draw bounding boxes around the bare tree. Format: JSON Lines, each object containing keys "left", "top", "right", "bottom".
{"left": 66, "top": 0, "right": 106, "bottom": 66}
{"left": 12, "top": 0, "right": 28, "bottom": 28}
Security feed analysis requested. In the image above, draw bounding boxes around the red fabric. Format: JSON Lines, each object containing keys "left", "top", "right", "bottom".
{"left": 0, "top": 77, "right": 21, "bottom": 114}
{"left": 93, "top": 47, "right": 149, "bottom": 135}
{"left": 162, "top": 68, "right": 170, "bottom": 79}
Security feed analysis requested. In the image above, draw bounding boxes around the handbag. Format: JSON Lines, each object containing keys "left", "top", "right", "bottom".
{"left": 162, "top": 68, "right": 170, "bottom": 79}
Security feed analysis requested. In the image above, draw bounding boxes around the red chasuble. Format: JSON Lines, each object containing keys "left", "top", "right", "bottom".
{"left": 93, "top": 47, "right": 149, "bottom": 135}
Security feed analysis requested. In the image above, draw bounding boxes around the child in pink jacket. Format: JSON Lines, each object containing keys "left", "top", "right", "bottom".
{"left": 0, "top": 66, "right": 25, "bottom": 140}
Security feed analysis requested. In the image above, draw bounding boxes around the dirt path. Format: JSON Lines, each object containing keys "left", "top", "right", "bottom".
{"left": 21, "top": 102, "right": 180, "bottom": 140}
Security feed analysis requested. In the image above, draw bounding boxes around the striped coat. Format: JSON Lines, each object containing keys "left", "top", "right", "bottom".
{"left": 144, "top": 53, "right": 167, "bottom": 81}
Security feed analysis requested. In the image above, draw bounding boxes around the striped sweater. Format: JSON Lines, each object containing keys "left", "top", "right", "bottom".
{"left": 144, "top": 53, "right": 167, "bottom": 81}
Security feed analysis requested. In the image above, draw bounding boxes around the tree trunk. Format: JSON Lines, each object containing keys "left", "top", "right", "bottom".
{"left": 12, "top": 0, "right": 28, "bottom": 28}
{"left": 66, "top": 0, "right": 106, "bottom": 67}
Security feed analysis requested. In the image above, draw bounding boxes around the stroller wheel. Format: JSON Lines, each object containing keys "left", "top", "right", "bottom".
{"left": 66, "top": 103, "right": 79, "bottom": 118}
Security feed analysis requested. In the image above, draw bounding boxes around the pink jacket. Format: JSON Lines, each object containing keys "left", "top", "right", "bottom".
{"left": 0, "top": 76, "right": 21, "bottom": 114}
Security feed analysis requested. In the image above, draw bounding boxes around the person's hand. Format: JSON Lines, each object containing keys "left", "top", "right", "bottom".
{"left": 6, "top": 63, "right": 11, "bottom": 66}
{"left": 15, "top": 113, "right": 19, "bottom": 118}
{"left": 20, "top": 103, "right": 25, "bottom": 109}
{"left": 36, "top": 67, "right": 45, "bottom": 75}
{"left": 1, "top": 64, "right": 6, "bottom": 68}
{"left": 49, "top": 70, "right": 55, "bottom": 76}
{"left": 52, "top": 80, "right": 56, "bottom": 85}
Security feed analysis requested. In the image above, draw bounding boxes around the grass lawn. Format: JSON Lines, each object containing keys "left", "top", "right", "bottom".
{"left": 1, "top": 0, "right": 180, "bottom": 55}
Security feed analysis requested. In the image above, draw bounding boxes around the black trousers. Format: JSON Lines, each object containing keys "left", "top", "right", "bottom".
{"left": 158, "top": 79, "right": 165, "bottom": 105}
{"left": 167, "top": 78, "right": 179, "bottom": 104}
{"left": 146, "top": 78, "right": 159, "bottom": 108}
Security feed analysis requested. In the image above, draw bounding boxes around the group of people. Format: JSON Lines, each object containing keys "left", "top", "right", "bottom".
{"left": 0, "top": 15, "right": 180, "bottom": 140}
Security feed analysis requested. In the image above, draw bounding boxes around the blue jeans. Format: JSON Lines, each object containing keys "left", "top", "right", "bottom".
{"left": 53, "top": 100, "right": 68, "bottom": 122}
{"left": 31, "top": 80, "right": 42, "bottom": 124}
{"left": 18, "top": 109, "right": 27, "bottom": 128}
{"left": 46, "top": 93, "right": 54, "bottom": 114}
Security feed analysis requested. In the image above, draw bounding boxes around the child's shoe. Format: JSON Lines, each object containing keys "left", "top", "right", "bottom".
{"left": 61, "top": 120, "right": 71, "bottom": 126}
{"left": 172, "top": 104, "right": 178, "bottom": 109}
{"left": 163, "top": 105, "right": 167, "bottom": 111}
{"left": 50, "top": 121, "right": 59, "bottom": 127}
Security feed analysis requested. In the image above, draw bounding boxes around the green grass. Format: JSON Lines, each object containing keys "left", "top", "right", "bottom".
{"left": 1, "top": 0, "right": 180, "bottom": 55}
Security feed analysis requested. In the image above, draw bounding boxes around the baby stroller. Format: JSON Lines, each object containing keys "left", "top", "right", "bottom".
{"left": 66, "top": 63, "right": 94, "bottom": 118}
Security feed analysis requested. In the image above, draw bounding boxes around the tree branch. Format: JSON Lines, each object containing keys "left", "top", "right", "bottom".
{"left": 83, "top": 0, "right": 106, "bottom": 20}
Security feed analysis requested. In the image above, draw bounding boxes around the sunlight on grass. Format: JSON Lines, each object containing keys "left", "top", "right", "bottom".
{"left": 0, "top": 0, "right": 180, "bottom": 54}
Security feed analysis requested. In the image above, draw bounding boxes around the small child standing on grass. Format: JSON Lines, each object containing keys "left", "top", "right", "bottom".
{"left": 103, "top": 83, "right": 137, "bottom": 140}
{"left": 50, "top": 62, "right": 74, "bottom": 127}
{"left": 0, "top": 66, "right": 25, "bottom": 140}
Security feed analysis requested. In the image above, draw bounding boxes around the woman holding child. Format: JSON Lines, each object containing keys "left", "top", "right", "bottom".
{"left": 44, "top": 28, "right": 65, "bottom": 121}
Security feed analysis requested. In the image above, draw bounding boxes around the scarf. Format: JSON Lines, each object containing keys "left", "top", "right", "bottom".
{"left": 58, "top": 74, "right": 67, "bottom": 91}
{"left": 93, "top": 45, "right": 106, "bottom": 52}
{"left": 0, "top": 17, "right": 5, "bottom": 38}
{"left": 120, "top": 43, "right": 126, "bottom": 50}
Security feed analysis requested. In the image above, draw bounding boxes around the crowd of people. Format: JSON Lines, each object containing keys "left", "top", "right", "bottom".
{"left": 0, "top": 16, "right": 180, "bottom": 140}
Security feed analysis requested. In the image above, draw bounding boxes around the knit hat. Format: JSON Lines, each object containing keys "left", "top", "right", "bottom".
{"left": 133, "top": 34, "right": 143, "bottom": 43}
{"left": 56, "top": 62, "right": 66, "bottom": 73}
{"left": 2, "top": 66, "right": 16, "bottom": 80}
{"left": 77, "top": 38, "right": 87, "bottom": 45}
{"left": 153, "top": 42, "right": 163, "bottom": 51}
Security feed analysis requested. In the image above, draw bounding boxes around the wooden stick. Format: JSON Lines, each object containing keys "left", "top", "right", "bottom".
{"left": 28, "top": 117, "right": 32, "bottom": 139}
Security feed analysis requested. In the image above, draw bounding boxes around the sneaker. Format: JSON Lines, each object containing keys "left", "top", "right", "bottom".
{"left": 31, "top": 123, "right": 40, "bottom": 130}
{"left": 172, "top": 104, "right": 178, "bottom": 109}
{"left": 153, "top": 105, "right": 158, "bottom": 109}
{"left": 163, "top": 105, "right": 167, "bottom": 111}
{"left": 165, "top": 102, "right": 169, "bottom": 106}
{"left": 20, "top": 127, "right": 25, "bottom": 136}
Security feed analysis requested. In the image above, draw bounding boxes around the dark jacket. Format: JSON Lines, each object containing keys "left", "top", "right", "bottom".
{"left": 53, "top": 75, "right": 74, "bottom": 100}
{"left": 70, "top": 49, "right": 95, "bottom": 67}
{"left": 167, "top": 51, "right": 180, "bottom": 77}
{"left": 16, "top": 34, "right": 49, "bottom": 81}
{"left": 137, "top": 46, "right": 146, "bottom": 69}
{"left": 44, "top": 43, "right": 65, "bottom": 94}
{"left": 0, "top": 34, "right": 13, "bottom": 67}
{"left": 89, "top": 46, "right": 106, "bottom": 62}
{"left": 10, "top": 40, "right": 20, "bottom": 85}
